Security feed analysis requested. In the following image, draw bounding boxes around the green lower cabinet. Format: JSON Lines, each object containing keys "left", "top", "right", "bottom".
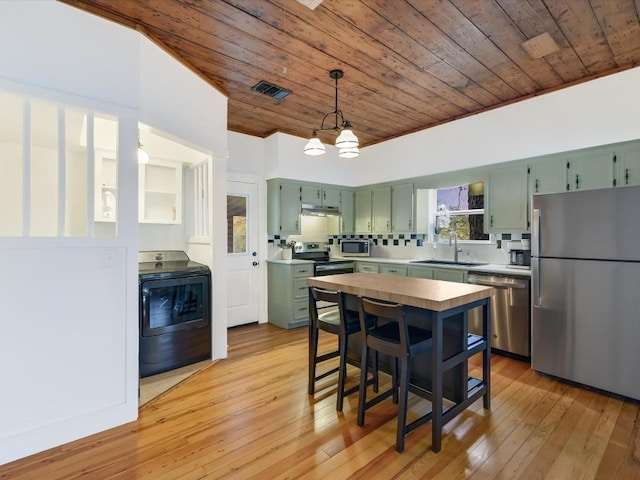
{"left": 408, "top": 266, "right": 434, "bottom": 279}
{"left": 379, "top": 264, "right": 407, "bottom": 276}
{"left": 433, "top": 268, "right": 467, "bottom": 283}
{"left": 408, "top": 265, "right": 466, "bottom": 282}
{"left": 356, "top": 262, "right": 379, "bottom": 273}
{"left": 267, "top": 262, "right": 314, "bottom": 329}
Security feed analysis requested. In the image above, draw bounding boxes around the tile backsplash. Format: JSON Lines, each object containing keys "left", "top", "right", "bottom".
{"left": 267, "top": 230, "right": 529, "bottom": 265}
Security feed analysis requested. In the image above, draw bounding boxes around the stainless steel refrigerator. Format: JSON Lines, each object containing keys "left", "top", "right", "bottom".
{"left": 531, "top": 185, "right": 640, "bottom": 400}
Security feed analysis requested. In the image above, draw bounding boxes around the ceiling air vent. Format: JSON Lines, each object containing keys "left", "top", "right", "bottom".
{"left": 251, "top": 80, "right": 291, "bottom": 100}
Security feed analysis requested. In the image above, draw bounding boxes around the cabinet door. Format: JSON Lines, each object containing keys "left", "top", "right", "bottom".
{"left": 139, "top": 159, "right": 183, "bottom": 224}
{"left": 279, "top": 182, "right": 301, "bottom": 235}
{"left": 355, "top": 189, "right": 372, "bottom": 233}
{"left": 322, "top": 187, "right": 341, "bottom": 207}
{"left": 408, "top": 266, "right": 434, "bottom": 279}
{"left": 372, "top": 186, "right": 391, "bottom": 233}
{"left": 528, "top": 157, "right": 566, "bottom": 195}
{"left": 433, "top": 268, "right": 466, "bottom": 283}
{"left": 618, "top": 148, "right": 640, "bottom": 187}
{"left": 356, "top": 262, "right": 379, "bottom": 273}
{"left": 300, "top": 185, "right": 321, "bottom": 204}
{"left": 379, "top": 264, "right": 407, "bottom": 276}
{"left": 340, "top": 189, "right": 355, "bottom": 233}
{"left": 392, "top": 182, "right": 414, "bottom": 232}
{"left": 486, "top": 165, "right": 528, "bottom": 233}
{"left": 566, "top": 150, "right": 616, "bottom": 191}
{"left": 300, "top": 185, "right": 341, "bottom": 206}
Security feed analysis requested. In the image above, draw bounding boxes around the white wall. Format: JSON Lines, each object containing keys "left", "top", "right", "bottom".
{"left": 228, "top": 132, "right": 265, "bottom": 175}
{"left": 139, "top": 39, "right": 227, "bottom": 155}
{"left": 0, "top": 0, "right": 228, "bottom": 465}
{"left": 263, "top": 132, "right": 361, "bottom": 185}
{"left": 263, "top": 67, "right": 640, "bottom": 186}
{"left": 356, "top": 67, "right": 640, "bottom": 185}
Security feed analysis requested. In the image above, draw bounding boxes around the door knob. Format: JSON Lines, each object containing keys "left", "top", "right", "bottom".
{"left": 252, "top": 261, "right": 259, "bottom": 266}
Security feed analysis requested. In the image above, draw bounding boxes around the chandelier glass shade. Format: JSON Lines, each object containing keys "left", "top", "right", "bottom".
{"left": 338, "top": 146, "right": 359, "bottom": 159}
{"left": 303, "top": 132, "right": 326, "bottom": 156}
{"left": 304, "top": 70, "right": 359, "bottom": 158}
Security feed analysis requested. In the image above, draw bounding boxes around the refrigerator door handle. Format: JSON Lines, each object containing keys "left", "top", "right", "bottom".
{"left": 532, "top": 257, "right": 541, "bottom": 307}
{"left": 532, "top": 208, "right": 541, "bottom": 257}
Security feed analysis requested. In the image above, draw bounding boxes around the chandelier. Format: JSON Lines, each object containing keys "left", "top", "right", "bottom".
{"left": 304, "top": 70, "right": 359, "bottom": 158}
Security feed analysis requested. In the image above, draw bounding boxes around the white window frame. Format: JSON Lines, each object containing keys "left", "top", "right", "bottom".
{"left": 428, "top": 183, "right": 496, "bottom": 245}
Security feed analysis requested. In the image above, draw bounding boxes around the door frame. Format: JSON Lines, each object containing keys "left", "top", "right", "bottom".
{"left": 227, "top": 172, "right": 267, "bottom": 325}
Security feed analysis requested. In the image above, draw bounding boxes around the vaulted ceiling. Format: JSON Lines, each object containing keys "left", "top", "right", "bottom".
{"left": 60, "top": 0, "right": 640, "bottom": 148}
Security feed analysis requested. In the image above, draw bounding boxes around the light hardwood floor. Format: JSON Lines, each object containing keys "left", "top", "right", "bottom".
{"left": 1, "top": 323, "right": 639, "bottom": 479}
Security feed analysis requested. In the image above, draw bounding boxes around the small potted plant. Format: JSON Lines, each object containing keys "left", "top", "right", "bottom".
{"left": 281, "top": 240, "right": 295, "bottom": 260}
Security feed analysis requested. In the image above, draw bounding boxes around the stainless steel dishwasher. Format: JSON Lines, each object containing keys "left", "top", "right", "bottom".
{"left": 467, "top": 272, "right": 531, "bottom": 359}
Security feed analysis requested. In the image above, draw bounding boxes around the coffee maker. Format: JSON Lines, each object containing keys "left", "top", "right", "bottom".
{"left": 507, "top": 240, "right": 531, "bottom": 268}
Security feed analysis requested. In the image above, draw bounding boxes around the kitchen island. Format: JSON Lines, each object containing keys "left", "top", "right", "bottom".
{"left": 306, "top": 272, "right": 494, "bottom": 452}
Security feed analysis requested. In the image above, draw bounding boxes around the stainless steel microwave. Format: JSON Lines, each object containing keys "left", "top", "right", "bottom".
{"left": 340, "top": 239, "right": 371, "bottom": 257}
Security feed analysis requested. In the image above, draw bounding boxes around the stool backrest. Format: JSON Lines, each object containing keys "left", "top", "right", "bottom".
{"left": 310, "top": 287, "right": 347, "bottom": 331}
{"left": 359, "top": 297, "right": 410, "bottom": 351}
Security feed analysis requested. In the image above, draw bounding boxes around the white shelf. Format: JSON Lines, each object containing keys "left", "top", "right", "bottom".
{"left": 138, "top": 159, "right": 182, "bottom": 224}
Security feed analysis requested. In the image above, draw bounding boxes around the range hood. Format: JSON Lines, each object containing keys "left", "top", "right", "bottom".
{"left": 301, "top": 203, "right": 341, "bottom": 216}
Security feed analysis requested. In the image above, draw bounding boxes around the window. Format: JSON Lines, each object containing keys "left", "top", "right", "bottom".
{"left": 0, "top": 89, "right": 119, "bottom": 238}
{"left": 227, "top": 195, "right": 247, "bottom": 253}
{"left": 434, "top": 182, "right": 489, "bottom": 242}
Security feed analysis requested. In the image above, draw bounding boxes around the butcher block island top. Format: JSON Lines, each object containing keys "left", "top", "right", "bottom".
{"left": 306, "top": 272, "right": 494, "bottom": 311}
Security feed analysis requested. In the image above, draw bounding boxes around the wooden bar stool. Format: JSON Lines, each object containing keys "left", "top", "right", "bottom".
{"left": 357, "top": 297, "right": 433, "bottom": 452}
{"left": 308, "top": 287, "right": 377, "bottom": 411}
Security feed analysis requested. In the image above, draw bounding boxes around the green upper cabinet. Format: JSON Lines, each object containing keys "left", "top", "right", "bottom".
{"left": 392, "top": 182, "right": 414, "bottom": 233}
{"left": 565, "top": 148, "right": 617, "bottom": 191}
{"left": 486, "top": 164, "right": 528, "bottom": 233}
{"left": 340, "top": 189, "right": 355, "bottom": 233}
{"left": 322, "top": 187, "right": 341, "bottom": 207}
{"left": 355, "top": 188, "right": 373, "bottom": 233}
{"left": 301, "top": 185, "right": 341, "bottom": 207}
{"left": 372, "top": 186, "right": 392, "bottom": 233}
{"left": 617, "top": 147, "right": 640, "bottom": 187}
{"left": 528, "top": 156, "right": 567, "bottom": 196}
{"left": 300, "top": 185, "right": 321, "bottom": 204}
{"left": 267, "top": 180, "right": 301, "bottom": 236}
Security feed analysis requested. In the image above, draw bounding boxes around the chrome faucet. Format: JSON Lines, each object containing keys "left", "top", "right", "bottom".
{"left": 449, "top": 231, "right": 463, "bottom": 262}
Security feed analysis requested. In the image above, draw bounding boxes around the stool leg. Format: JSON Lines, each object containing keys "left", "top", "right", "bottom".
{"left": 308, "top": 323, "right": 318, "bottom": 395}
{"left": 357, "top": 342, "right": 369, "bottom": 426}
{"left": 391, "top": 358, "right": 399, "bottom": 404}
{"left": 336, "top": 332, "right": 348, "bottom": 411}
{"left": 372, "top": 351, "right": 379, "bottom": 393}
{"left": 396, "top": 356, "right": 410, "bottom": 453}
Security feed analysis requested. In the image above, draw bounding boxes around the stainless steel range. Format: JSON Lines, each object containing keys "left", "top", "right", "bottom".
{"left": 138, "top": 250, "right": 211, "bottom": 378}
{"left": 292, "top": 242, "right": 355, "bottom": 276}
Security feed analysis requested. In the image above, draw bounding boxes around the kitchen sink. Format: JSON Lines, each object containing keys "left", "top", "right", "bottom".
{"left": 410, "top": 260, "right": 490, "bottom": 267}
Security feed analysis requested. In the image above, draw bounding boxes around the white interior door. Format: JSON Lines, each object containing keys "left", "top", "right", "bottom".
{"left": 226, "top": 180, "right": 260, "bottom": 327}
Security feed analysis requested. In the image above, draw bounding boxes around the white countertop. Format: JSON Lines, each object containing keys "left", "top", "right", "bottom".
{"left": 267, "top": 255, "right": 531, "bottom": 276}
{"left": 267, "top": 258, "right": 314, "bottom": 265}
{"left": 334, "top": 256, "right": 532, "bottom": 277}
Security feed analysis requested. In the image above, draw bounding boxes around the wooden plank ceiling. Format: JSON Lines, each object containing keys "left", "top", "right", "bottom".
{"left": 59, "top": 0, "right": 640, "bottom": 148}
